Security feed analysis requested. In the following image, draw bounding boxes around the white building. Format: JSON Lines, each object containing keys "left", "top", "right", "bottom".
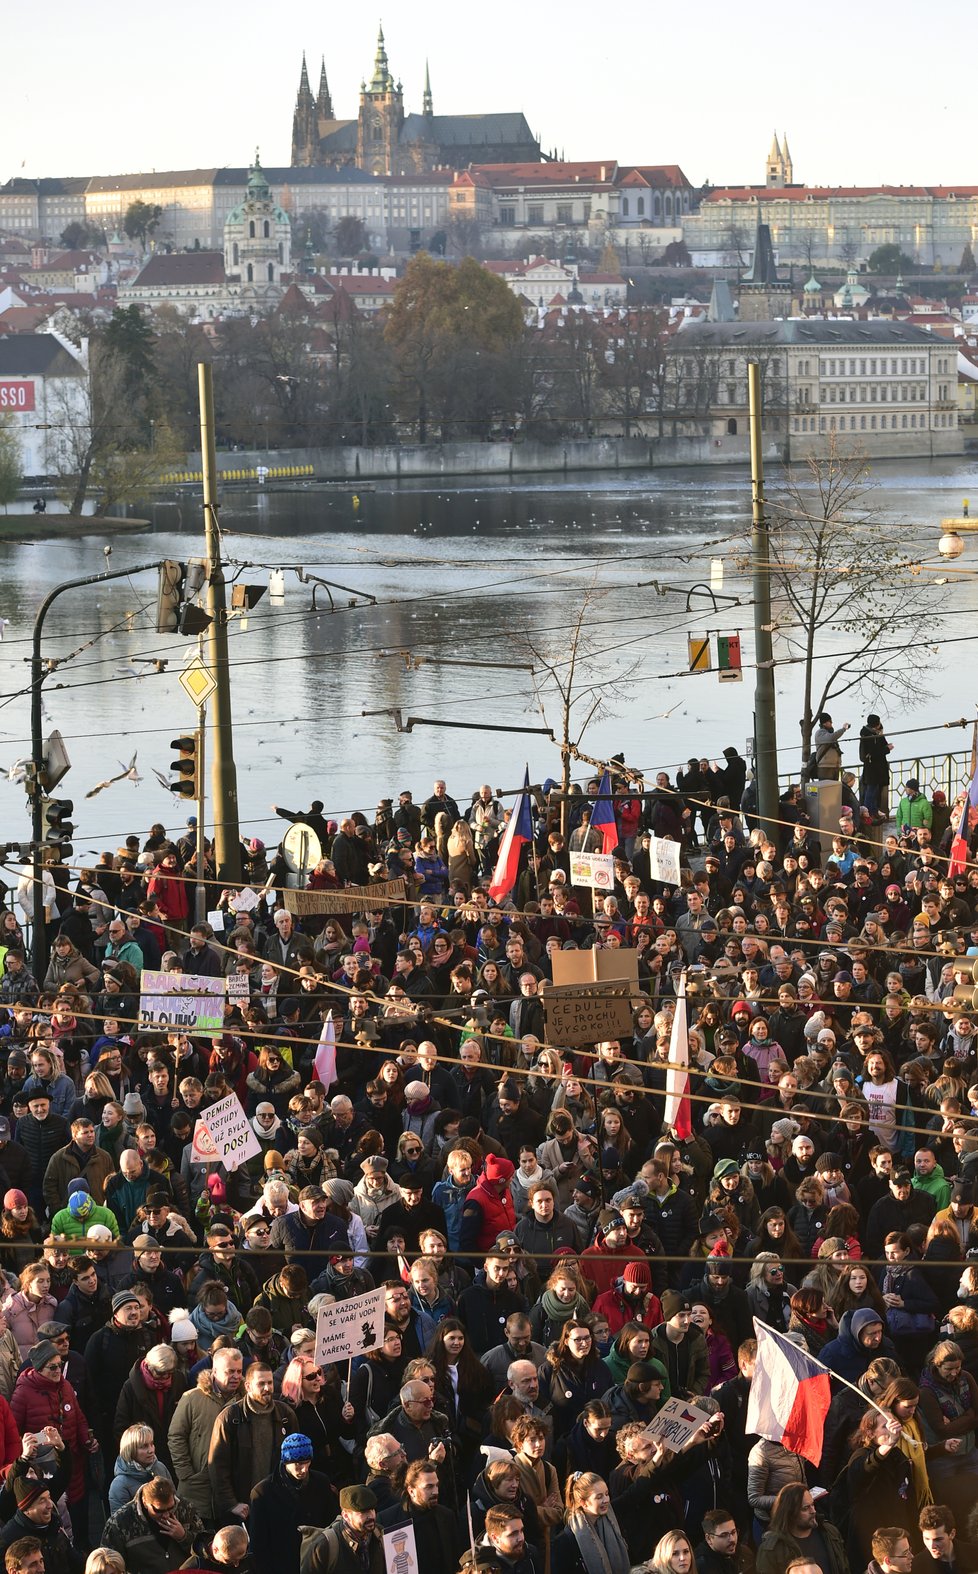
{"left": 0, "top": 333, "right": 89, "bottom": 478}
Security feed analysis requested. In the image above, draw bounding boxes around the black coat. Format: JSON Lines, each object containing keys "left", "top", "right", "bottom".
{"left": 250, "top": 1465, "right": 336, "bottom": 1574}
{"left": 113, "top": 1357, "right": 188, "bottom": 1466}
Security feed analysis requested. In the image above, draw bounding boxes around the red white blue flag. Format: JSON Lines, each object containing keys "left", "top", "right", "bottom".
{"left": 589, "top": 768, "right": 619, "bottom": 855}
{"left": 746, "top": 1319, "right": 832, "bottom": 1465}
{"left": 489, "top": 768, "right": 533, "bottom": 901}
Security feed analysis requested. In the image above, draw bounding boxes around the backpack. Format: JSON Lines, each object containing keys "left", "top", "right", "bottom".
{"left": 300, "top": 1525, "right": 340, "bottom": 1574}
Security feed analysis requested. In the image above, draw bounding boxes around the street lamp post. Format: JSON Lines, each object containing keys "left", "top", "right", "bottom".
{"left": 748, "top": 361, "right": 779, "bottom": 838}
{"left": 29, "top": 559, "right": 164, "bottom": 976}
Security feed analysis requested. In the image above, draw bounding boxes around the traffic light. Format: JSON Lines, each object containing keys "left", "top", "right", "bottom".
{"left": 169, "top": 735, "right": 199, "bottom": 799}
{"left": 156, "top": 560, "right": 211, "bottom": 635}
{"left": 40, "top": 797, "right": 74, "bottom": 858}
{"left": 156, "top": 560, "right": 185, "bottom": 633}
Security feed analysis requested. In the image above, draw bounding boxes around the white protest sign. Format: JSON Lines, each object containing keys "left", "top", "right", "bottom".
{"left": 138, "top": 969, "right": 226, "bottom": 1033}
{"left": 315, "top": 1286, "right": 386, "bottom": 1365}
{"left": 649, "top": 836, "right": 681, "bottom": 886}
{"left": 230, "top": 887, "right": 258, "bottom": 913}
{"left": 569, "top": 851, "right": 614, "bottom": 891}
{"left": 227, "top": 973, "right": 250, "bottom": 1001}
{"left": 382, "top": 1522, "right": 418, "bottom": 1574}
{"left": 190, "top": 1092, "right": 260, "bottom": 1172}
{"left": 643, "top": 1396, "right": 712, "bottom": 1448}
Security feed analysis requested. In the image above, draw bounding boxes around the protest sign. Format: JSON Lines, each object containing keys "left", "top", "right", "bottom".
{"left": 283, "top": 879, "right": 405, "bottom": 916}
{"left": 382, "top": 1523, "right": 418, "bottom": 1574}
{"left": 138, "top": 970, "right": 226, "bottom": 1033}
{"left": 569, "top": 852, "right": 614, "bottom": 891}
{"left": 315, "top": 1286, "right": 386, "bottom": 1364}
{"left": 644, "top": 1396, "right": 712, "bottom": 1449}
{"left": 544, "top": 982, "right": 635, "bottom": 1048}
{"left": 226, "top": 972, "right": 250, "bottom": 1001}
{"left": 190, "top": 1092, "right": 260, "bottom": 1172}
{"left": 649, "top": 836, "right": 681, "bottom": 886}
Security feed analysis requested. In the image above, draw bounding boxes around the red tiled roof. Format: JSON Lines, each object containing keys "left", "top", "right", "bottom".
{"left": 617, "top": 165, "right": 691, "bottom": 189}
{"left": 705, "top": 184, "right": 978, "bottom": 203}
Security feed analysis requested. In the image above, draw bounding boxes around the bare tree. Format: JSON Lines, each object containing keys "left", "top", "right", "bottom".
{"left": 49, "top": 343, "right": 180, "bottom": 515}
{"left": 768, "top": 441, "right": 939, "bottom": 767}
{"left": 523, "top": 582, "right": 640, "bottom": 835}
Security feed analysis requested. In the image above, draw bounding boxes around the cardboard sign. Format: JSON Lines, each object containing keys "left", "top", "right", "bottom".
{"left": 315, "top": 1286, "right": 386, "bottom": 1364}
{"left": 569, "top": 852, "right": 614, "bottom": 891}
{"left": 190, "top": 1092, "right": 260, "bottom": 1172}
{"left": 382, "top": 1522, "right": 418, "bottom": 1574}
{"left": 644, "top": 1396, "right": 713, "bottom": 1449}
{"left": 551, "top": 948, "right": 640, "bottom": 988}
{"left": 227, "top": 973, "right": 250, "bottom": 1000}
{"left": 544, "top": 982, "right": 636, "bottom": 1048}
{"left": 138, "top": 970, "right": 226, "bottom": 1033}
{"left": 649, "top": 836, "right": 681, "bottom": 886}
{"left": 283, "top": 879, "right": 406, "bottom": 916}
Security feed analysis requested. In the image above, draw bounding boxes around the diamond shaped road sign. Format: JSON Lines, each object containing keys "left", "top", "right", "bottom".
{"left": 178, "top": 657, "right": 217, "bottom": 707}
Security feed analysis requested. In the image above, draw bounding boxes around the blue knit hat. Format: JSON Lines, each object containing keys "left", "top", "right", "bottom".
{"left": 68, "top": 1192, "right": 94, "bottom": 1219}
{"left": 281, "top": 1433, "right": 314, "bottom": 1464}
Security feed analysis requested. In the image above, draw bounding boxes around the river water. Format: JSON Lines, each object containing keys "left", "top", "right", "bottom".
{"left": 1, "top": 455, "right": 976, "bottom": 852}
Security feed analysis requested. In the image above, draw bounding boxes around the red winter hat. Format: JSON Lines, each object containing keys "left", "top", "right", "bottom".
{"left": 731, "top": 1000, "right": 750, "bottom": 1017}
{"left": 484, "top": 1154, "right": 515, "bottom": 1183}
{"left": 622, "top": 1261, "right": 651, "bottom": 1287}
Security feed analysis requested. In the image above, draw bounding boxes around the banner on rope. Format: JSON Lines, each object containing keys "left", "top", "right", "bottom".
{"left": 283, "top": 879, "right": 406, "bottom": 915}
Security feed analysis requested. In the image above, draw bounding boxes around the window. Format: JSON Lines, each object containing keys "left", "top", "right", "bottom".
{"left": 249, "top": 221, "right": 255, "bottom": 238}
{"left": 622, "top": 198, "right": 629, "bottom": 217}
{"left": 232, "top": 242, "right": 238, "bottom": 265}
{"left": 902, "top": 413, "right": 908, "bottom": 427}
{"left": 556, "top": 203, "right": 573, "bottom": 224}
{"left": 263, "top": 219, "right": 270, "bottom": 238}
{"left": 727, "top": 418, "right": 737, "bottom": 435}
{"left": 246, "top": 263, "right": 253, "bottom": 282}
{"left": 499, "top": 207, "right": 515, "bottom": 226}
{"left": 267, "top": 262, "right": 274, "bottom": 282}
{"left": 638, "top": 197, "right": 645, "bottom": 215}
{"left": 528, "top": 204, "right": 544, "bottom": 226}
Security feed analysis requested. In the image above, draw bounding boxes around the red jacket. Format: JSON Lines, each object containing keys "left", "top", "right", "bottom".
{"left": 465, "top": 1178, "right": 516, "bottom": 1251}
{"left": 10, "top": 1368, "right": 90, "bottom": 1502}
{"left": 0, "top": 1394, "right": 20, "bottom": 1476}
{"left": 146, "top": 871, "right": 190, "bottom": 924}
{"left": 591, "top": 1286, "right": 663, "bottom": 1338}
{"left": 579, "top": 1237, "right": 645, "bottom": 1297}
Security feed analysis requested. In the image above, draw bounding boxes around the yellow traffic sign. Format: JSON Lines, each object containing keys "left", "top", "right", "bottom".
{"left": 179, "top": 658, "right": 216, "bottom": 707}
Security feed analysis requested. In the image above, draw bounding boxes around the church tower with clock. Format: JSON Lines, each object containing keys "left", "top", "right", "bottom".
{"left": 356, "top": 25, "right": 404, "bottom": 176}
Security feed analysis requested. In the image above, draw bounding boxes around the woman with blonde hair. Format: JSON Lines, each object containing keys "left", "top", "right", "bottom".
{"left": 552, "top": 1472, "right": 630, "bottom": 1574}
{"left": 649, "top": 1529, "right": 695, "bottom": 1574}
{"left": 85, "top": 1554, "right": 126, "bottom": 1574}
{"left": 108, "top": 1421, "right": 174, "bottom": 1512}
{"left": 447, "top": 817, "right": 477, "bottom": 892}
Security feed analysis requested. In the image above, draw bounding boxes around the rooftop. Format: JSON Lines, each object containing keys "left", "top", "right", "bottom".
{"left": 675, "top": 318, "right": 952, "bottom": 346}
{"left": 0, "top": 334, "right": 84, "bottom": 376}
{"left": 130, "top": 252, "right": 226, "bottom": 287}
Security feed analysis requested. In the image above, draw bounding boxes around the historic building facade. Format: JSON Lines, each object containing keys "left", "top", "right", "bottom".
{"left": 289, "top": 25, "right": 541, "bottom": 175}
{"left": 668, "top": 319, "right": 962, "bottom": 458}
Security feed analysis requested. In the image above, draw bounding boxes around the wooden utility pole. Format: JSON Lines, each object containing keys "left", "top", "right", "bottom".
{"left": 198, "top": 364, "right": 241, "bottom": 883}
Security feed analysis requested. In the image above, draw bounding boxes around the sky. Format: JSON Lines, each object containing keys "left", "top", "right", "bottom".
{"left": 3, "top": 2, "right": 973, "bottom": 189}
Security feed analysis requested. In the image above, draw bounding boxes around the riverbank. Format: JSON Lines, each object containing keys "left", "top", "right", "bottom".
{"left": 0, "top": 514, "right": 151, "bottom": 538}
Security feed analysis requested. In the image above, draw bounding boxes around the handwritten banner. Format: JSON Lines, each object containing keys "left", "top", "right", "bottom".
{"left": 649, "top": 835, "right": 681, "bottom": 885}
{"left": 544, "top": 981, "right": 635, "bottom": 1048}
{"left": 569, "top": 852, "right": 614, "bottom": 891}
{"left": 190, "top": 1092, "right": 260, "bottom": 1172}
{"left": 138, "top": 970, "right": 226, "bottom": 1033}
{"left": 643, "top": 1396, "right": 712, "bottom": 1448}
{"left": 315, "top": 1285, "right": 386, "bottom": 1364}
{"left": 283, "top": 879, "right": 406, "bottom": 916}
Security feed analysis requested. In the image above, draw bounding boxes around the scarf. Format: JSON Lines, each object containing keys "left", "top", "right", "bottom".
{"left": 540, "top": 1288, "right": 589, "bottom": 1325}
{"left": 896, "top": 1413, "right": 933, "bottom": 1509}
{"left": 566, "top": 1507, "right": 630, "bottom": 1574}
{"left": 920, "top": 1367, "right": 975, "bottom": 1453}
{"left": 140, "top": 1359, "right": 172, "bottom": 1420}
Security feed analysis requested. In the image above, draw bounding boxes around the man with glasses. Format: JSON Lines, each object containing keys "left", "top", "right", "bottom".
{"left": 104, "top": 920, "right": 143, "bottom": 971}
{"left": 368, "top": 1381, "right": 449, "bottom": 1469}
{"left": 695, "top": 1510, "right": 753, "bottom": 1574}
{"left": 364, "top": 1434, "right": 407, "bottom": 1514}
{"left": 84, "top": 1288, "right": 149, "bottom": 1452}
{"left": 867, "top": 1528, "right": 914, "bottom": 1574}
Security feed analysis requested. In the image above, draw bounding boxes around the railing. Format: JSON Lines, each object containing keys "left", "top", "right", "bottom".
{"left": 779, "top": 750, "right": 972, "bottom": 800}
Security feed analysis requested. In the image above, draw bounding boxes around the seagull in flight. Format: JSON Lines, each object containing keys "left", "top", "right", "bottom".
{"left": 85, "top": 753, "right": 141, "bottom": 798}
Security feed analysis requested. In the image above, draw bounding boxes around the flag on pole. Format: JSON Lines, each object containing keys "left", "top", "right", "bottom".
{"left": 949, "top": 725, "right": 978, "bottom": 877}
{"left": 589, "top": 768, "right": 619, "bottom": 855}
{"left": 489, "top": 767, "right": 533, "bottom": 901}
{"left": 746, "top": 1319, "right": 832, "bottom": 1466}
{"left": 663, "top": 970, "right": 692, "bottom": 1139}
{"left": 313, "top": 1011, "right": 337, "bottom": 1091}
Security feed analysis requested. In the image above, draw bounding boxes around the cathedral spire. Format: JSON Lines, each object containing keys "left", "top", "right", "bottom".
{"left": 423, "top": 59, "right": 433, "bottom": 116}
{"left": 298, "top": 52, "right": 312, "bottom": 101}
{"left": 369, "top": 22, "right": 394, "bottom": 93}
{"left": 768, "top": 130, "right": 781, "bottom": 165}
{"left": 317, "top": 56, "right": 333, "bottom": 118}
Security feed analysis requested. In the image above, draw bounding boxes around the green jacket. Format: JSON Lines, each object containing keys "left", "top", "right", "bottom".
{"left": 895, "top": 792, "right": 932, "bottom": 832}
{"left": 913, "top": 1164, "right": 952, "bottom": 1210}
{"left": 49, "top": 1200, "right": 120, "bottom": 1243}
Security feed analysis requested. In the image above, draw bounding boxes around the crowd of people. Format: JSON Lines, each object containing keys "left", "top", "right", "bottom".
{"left": 0, "top": 724, "right": 975, "bottom": 1574}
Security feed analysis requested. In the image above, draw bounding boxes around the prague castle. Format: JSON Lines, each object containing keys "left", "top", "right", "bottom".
{"left": 290, "top": 25, "right": 541, "bottom": 175}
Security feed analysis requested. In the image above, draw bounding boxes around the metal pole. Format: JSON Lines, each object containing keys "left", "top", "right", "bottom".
{"left": 195, "top": 712, "right": 207, "bottom": 924}
{"left": 197, "top": 363, "right": 241, "bottom": 884}
{"left": 29, "top": 560, "right": 165, "bottom": 978}
{"left": 748, "top": 361, "right": 779, "bottom": 840}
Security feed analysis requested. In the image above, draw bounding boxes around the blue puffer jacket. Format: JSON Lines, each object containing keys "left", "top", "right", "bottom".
{"left": 108, "top": 1456, "right": 173, "bottom": 1514}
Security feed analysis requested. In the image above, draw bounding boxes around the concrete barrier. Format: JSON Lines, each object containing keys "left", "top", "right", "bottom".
{"left": 178, "top": 438, "right": 654, "bottom": 482}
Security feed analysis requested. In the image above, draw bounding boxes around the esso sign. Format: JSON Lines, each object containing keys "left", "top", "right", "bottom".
{"left": 0, "top": 381, "right": 35, "bottom": 411}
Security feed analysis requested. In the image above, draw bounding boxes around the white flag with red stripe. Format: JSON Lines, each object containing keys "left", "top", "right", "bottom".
{"left": 313, "top": 1011, "right": 338, "bottom": 1091}
{"left": 663, "top": 971, "right": 692, "bottom": 1139}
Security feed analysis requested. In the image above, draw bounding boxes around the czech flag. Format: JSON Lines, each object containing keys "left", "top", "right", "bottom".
{"left": 489, "top": 767, "right": 533, "bottom": 901}
{"left": 949, "top": 758, "right": 978, "bottom": 876}
{"left": 746, "top": 1319, "right": 832, "bottom": 1466}
{"left": 313, "top": 1011, "right": 337, "bottom": 1091}
{"left": 589, "top": 768, "right": 619, "bottom": 854}
{"left": 663, "top": 970, "right": 692, "bottom": 1140}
